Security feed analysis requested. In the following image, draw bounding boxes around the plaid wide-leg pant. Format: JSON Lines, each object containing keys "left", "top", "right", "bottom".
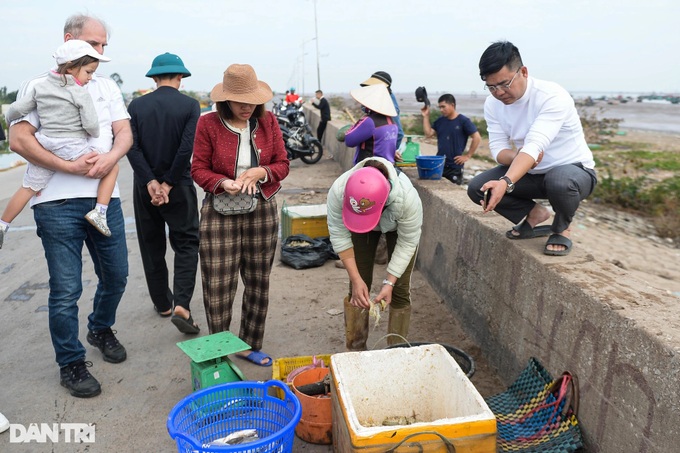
{"left": 198, "top": 195, "right": 278, "bottom": 351}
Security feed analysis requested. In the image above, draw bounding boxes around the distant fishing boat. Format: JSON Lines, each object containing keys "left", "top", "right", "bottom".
{"left": 637, "top": 94, "right": 680, "bottom": 104}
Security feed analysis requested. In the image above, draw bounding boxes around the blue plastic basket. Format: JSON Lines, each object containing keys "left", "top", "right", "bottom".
{"left": 415, "top": 155, "right": 445, "bottom": 180}
{"left": 167, "top": 380, "right": 302, "bottom": 453}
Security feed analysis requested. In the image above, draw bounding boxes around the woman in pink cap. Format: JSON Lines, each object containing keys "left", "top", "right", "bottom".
{"left": 326, "top": 156, "right": 423, "bottom": 351}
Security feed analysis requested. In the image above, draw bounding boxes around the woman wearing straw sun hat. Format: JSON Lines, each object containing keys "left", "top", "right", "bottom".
{"left": 343, "top": 84, "right": 399, "bottom": 165}
{"left": 191, "top": 64, "right": 289, "bottom": 367}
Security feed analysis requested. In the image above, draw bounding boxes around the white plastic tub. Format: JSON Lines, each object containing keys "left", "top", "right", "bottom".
{"left": 330, "top": 344, "right": 497, "bottom": 452}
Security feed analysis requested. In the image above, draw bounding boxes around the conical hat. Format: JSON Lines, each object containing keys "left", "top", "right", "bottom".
{"left": 349, "top": 84, "right": 397, "bottom": 117}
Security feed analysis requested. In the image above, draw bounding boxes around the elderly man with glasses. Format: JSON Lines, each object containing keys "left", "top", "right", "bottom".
{"left": 467, "top": 41, "right": 597, "bottom": 256}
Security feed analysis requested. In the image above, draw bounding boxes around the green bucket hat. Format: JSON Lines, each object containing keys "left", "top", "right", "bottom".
{"left": 145, "top": 52, "right": 191, "bottom": 78}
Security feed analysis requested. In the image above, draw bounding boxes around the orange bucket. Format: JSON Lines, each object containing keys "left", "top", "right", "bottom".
{"left": 291, "top": 367, "right": 332, "bottom": 444}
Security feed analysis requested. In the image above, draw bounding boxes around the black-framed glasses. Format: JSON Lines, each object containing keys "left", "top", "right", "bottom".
{"left": 484, "top": 67, "right": 521, "bottom": 93}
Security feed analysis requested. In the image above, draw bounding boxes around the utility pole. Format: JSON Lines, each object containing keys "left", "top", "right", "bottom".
{"left": 301, "top": 38, "right": 316, "bottom": 97}
{"left": 314, "top": 0, "right": 321, "bottom": 90}
{"left": 301, "top": 42, "right": 305, "bottom": 96}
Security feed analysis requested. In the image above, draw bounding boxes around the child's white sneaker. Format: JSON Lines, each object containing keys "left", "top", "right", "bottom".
{"left": 0, "top": 411, "right": 9, "bottom": 433}
{"left": 0, "top": 224, "right": 7, "bottom": 250}
{"left": 85, "top": 210, "right": 111, "bottom": 237}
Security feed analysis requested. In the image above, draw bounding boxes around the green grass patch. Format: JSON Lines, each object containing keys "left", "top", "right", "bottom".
{"left": 593, "top": 149, "right": 680, "bottom": 173}
{"left": 401, "top": 112, "right": 488, "bottom": 139}
{"left": 593, "top": 173, "right": 680, "bottom": 239}
{"left": 618, "top": 150, "right": 680, "bottom": 171}
{"left": 471, "top": 117, "right": 488, "bottom": 138}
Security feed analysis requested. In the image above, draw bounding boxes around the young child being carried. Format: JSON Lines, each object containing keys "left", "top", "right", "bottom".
{"left": 1, "top": 40, "right": 115, "bottom": 248}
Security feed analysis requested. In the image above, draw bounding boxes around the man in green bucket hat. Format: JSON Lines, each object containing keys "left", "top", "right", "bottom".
{"left": 126, "top": 52, "right": 202, "bottom": 334}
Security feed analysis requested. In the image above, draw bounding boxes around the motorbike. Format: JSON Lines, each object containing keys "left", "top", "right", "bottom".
{"left": 279, "top": 117, "right": 323, "bottom": 164}
{"left": 272, "top": 101, "right": 323, "bottom": 164}
{"left": 273, "top": 100, "right": 307, "bottom": 128}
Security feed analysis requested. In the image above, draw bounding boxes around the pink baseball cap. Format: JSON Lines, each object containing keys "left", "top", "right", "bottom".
{"left": 342, "top": 167, "right": 390, "bottom": 233}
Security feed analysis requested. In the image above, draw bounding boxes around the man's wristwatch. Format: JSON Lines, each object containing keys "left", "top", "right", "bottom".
{"left": 382, "top": 279, "right": 395, "bottom": 288}
{"left": 499, "top": 175, "right": 515, "bottom": 193}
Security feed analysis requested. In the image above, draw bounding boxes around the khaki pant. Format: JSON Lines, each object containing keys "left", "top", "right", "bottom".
{"left": 349, "top": 230, "right": 416, "bottom": 309}
{"left": 344, "top": 230, "right": 416, "bottom": 350}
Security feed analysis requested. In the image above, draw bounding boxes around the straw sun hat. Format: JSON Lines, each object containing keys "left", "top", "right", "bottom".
{"left": 350, "top": 84, "right": 397, "bottom": 117}
{"left": 210, "top": 64, "right": 273, "bottom": 104}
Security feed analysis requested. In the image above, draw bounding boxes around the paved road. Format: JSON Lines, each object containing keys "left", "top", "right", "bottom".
{"left": 0, "top": 156, "right": 501, "bottom": 452}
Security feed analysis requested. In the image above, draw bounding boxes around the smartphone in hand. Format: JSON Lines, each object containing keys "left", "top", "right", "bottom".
{"left": 483, "top": 189, "right": 491, "bottom": 209}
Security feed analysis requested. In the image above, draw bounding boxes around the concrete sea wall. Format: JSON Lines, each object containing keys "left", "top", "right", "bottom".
{"left": 306, "top": 107, "right": 680, "bottom": 453}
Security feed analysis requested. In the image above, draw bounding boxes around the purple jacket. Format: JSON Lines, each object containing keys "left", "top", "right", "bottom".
{"left": 345, "top": 112, "right": 398, "bottom": 164}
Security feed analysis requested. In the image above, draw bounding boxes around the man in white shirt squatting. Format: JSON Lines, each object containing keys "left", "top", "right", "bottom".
{"left": 467, "top": 40, "right": 597, "bottom": 256}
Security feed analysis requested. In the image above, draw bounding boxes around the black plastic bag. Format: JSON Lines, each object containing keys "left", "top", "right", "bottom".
{"left": 319, "top": 237, "right": 339, "bottom": 261}
{"left": 280, "top": 234, "right": 329, "bottom": 269}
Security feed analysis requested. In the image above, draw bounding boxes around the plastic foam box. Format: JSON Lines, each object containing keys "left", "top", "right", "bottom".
{"left": 330, "top": 344, "right": 497, "bottom": 452}
{"left": 280, "top": 203, "right": 329, "bottom": 241}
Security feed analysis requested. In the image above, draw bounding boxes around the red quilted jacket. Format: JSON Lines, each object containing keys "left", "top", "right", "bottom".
{"left": 191, "top": 111, "right": 289, "bottom": 200}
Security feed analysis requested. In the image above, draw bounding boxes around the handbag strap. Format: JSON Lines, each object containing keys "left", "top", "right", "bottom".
{"left": 517, "top": 371, "right": 578, "bottom": 427}
{"left": 217, "top": 114, "right": 259, "bottom": 170}
{"left": 549, "top": 371, "right": 579, "bottom": 417}
{"left": 215, "top": 115, "right": 261, "bottom": 197}
{"left": 250, "top": 139, "right": 258, "bottom": 168}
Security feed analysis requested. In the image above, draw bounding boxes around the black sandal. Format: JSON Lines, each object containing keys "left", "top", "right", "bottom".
{"left": 154, "top": 305, "right": 172, "bottom": 317}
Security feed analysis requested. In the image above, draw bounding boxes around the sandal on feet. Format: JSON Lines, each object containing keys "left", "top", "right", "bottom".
{"left": 237, "top": 350, "right": 273, "bottom": 367}
{"left": 154, "top": 305, "right": 172, "bottom": 317}
{"left": 171, "top": 314, "right": 200, "bottom": 334}
{"left": 544, "top": 233, "right": 572, "bottom": 256}
{"left": 506, "top": 220, "right": 552, "bottom": 240}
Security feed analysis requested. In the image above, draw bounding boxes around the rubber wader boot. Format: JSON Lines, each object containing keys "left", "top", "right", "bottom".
{"left": 387, "top": 305, "right": 411, "bottom": 346}
{"left": 344, "top": 296, "right": 369, "bottom": 351}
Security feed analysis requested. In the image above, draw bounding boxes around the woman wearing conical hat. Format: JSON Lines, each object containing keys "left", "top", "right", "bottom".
{"left": 343, "top": 84, "right": 399, "bottom": 165}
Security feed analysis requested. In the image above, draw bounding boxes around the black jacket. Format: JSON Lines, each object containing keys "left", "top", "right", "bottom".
{"left": 127, "top": 86, "right": 200, "bottom": 186}
{"left": 313, "top": 97, "right": 331, "bottom": 121}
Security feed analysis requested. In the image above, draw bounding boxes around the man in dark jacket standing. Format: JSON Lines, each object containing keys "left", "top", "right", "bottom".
{"left": 312, "top": 89, "right": 331, "bottom": 141}
{"left": 126, "top": 52, "right": 201, "bottom": 334}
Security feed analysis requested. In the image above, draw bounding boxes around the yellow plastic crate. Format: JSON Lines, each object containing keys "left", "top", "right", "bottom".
{"left": 280, "top": 203, "right": 329, "bottom": 241}
{"left": 272, "top": 354, "right": 333, "bottom": 398}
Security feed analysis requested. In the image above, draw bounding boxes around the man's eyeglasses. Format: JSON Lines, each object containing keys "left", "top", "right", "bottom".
{"left": 484, "top": 67, "right": 521, "bottom": 93}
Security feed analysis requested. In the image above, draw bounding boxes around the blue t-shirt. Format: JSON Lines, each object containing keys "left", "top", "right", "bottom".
{"left": 432, "top": 114, "right": 477, "bottom": 169}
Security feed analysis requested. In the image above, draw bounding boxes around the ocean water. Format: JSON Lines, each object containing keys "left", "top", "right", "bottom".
{"left": 1, "top": 94, "right": 677, "bottom": 171}
{"left": 392, "top": 93, "right": 680, "bottom": 134}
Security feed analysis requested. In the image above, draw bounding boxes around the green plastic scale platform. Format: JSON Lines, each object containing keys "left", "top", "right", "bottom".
{"left": 176, "top": 331, "right": 250, "bottom": 391}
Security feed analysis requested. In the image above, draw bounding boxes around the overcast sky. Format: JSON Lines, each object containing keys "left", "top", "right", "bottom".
{"left": 3, "top": 0, "right": 680, "bottom": 97}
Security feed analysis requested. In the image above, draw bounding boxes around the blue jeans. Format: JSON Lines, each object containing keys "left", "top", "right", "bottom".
{"left": 34, "top": 198, "right": 128, "bottom": 367}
